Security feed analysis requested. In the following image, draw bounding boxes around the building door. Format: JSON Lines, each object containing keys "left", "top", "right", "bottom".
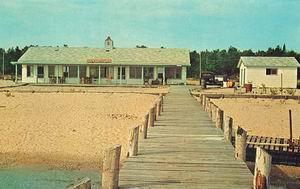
{"left": 117, "top": 66, "right": 126, "bottom": 84}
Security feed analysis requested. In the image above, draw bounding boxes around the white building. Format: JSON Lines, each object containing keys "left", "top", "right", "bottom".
{"left": 11, "top": 37, "right": 190, "bottom": 85}
{"left": 237, "top": 57, "right": 300, "bottom": 88}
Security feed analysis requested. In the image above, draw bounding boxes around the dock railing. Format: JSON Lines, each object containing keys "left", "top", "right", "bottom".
{"left": 65, "top": 94, "right": 165, "bottom": 189}
{"left": 192, "top": 92, "right": 274, "bottom": 189}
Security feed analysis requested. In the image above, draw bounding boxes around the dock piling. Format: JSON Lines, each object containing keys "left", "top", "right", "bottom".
{"left": 223, "top": 116, "right": 233, "bottom": 142}
{"left": 128, "top": 126, "right": 139, "bottom": 157}
{"left": 253, "top": 147, "right": 272, "bottom": 189}
{"left": 235, "top": 126, "right": 247, "bottom": 161}
{"left": 215, "top": 107, "right": 224, "bottom": 129}
{"left": 102, "top": 145, "right": 121, "bottom": 189}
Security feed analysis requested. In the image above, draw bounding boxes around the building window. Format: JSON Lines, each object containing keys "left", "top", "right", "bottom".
{"left": 63, "top": 66, "right": 78, "bottom": 78}
{"left": 166, "top": 67, "right": 182, "bottom": 79}
{"left": 79, "top": 66, "right": 86, "bottom": 78}
{"left": 144, "top": 67, "right": 154, "bottom": 79}
{"left": 118, "top": 67, "right": 126, "bottom": 79}
{"left": 27, "top": 65, "right": 34, "bottom": 77}
{"left": 266, "top": 68, "right": 277, "bottom": 75}
{"left": 37, "top": 66, "right": 44, "bottom": 78}
{"left": 69, "top": 66, "right": 78, "bottom": 78}
{"left": 90, "top": 66, "right": 99, "bottom": 78}
{"left": 130, "top": 66, "right": 142, "bottom": 79}
{"left": 48, "top": 65, "right": 55, "bottom": 77}
{"left": 101, "top": 66, "right": 108, "bottom": 78}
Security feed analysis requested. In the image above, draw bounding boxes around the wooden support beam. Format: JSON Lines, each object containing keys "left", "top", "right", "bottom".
{"left": 223, "top": 115, "right": 233, "bottom": 143}
{"left": 128, "top": 126, "right": 139, "bottom": 157}
{"left": 102, "top": 145, "right": 121, "bottom": 189}
{"left": 235, "top": 126, "right": 247, "bottom": 161}
{"left": 253, "top": 147, "right": 272, "bottom": 189}
{"left": 66, "top": 177, "right": 91, "bottom": 189}
{"left": 247, "top": 142, "right": 289, "bottom": 147}
{"left": 215, "top": 107, "right": 224, "bottom": 129}
{"left": 140, "top": 114, "right": 149, "bottom": 139}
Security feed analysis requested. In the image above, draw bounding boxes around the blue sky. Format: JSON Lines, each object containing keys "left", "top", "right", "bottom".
{"left": 1, "top": 0, "right": 300, "bottom": 51}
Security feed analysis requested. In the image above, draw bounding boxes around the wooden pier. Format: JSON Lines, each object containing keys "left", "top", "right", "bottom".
{"left": 119, "top": 86, "right": 253, "bottom": 189}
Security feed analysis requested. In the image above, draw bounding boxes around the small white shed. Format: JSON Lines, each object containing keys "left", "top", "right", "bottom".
{"left": 237, "top": 57, "right": 300, "bottom": 88}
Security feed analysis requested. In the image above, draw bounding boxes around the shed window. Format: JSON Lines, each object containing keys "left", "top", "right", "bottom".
{"left": 37, "top": 66, "right": 44, "bottom": 78}
{"left": 27, "top": 65, "right": 34, "bottom": 77}
{"left": 130, "top": 67, "right": 142, "bottom": 79}
{"left": 266, "top": 68, "right": 277, "bottom": 75}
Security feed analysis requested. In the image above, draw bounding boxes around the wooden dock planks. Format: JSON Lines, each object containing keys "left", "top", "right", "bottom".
{"left": 119, "top": 86, "right": 253, "bottom": 189}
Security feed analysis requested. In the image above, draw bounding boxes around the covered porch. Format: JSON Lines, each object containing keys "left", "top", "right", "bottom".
{"left": 13, "top": 63, "right": 187, "bottom": 85}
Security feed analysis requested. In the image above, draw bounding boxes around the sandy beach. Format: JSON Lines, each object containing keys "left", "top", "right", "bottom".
{"left": 211, "top": 98, "right": 300, "bottom": 139}
{"left": 0, "top": 90, "right": 162, "bottom": 170}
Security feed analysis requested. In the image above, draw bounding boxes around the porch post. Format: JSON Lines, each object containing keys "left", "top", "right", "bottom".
{"left": 98, "top": 65, "right": 101, "bottom": 85}
{"left": 163, "top": 67, "right": 165, "bottom": 85}
{"left": 56, "top": 65, "right": 59, "bottom": 84}
{"left": 77, "top": 65, "right": 80, "bottom": 84}
{"left": 15, "top": 64, "right": 18, "bottom": 83}
{"left": 35, "top": 65, "right": 38, "bottom": 84}
{"left": 120, "top": 65, "right": 122, "bottom": 85}
{"left": 141, "top": 66, "right": 144, "bottom": 85}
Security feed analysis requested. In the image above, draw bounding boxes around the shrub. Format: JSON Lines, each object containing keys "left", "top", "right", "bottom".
{"left": 285, "top": 88, "right": 296, "bottom": 96}
{"left": 270, "top": 88, "right": 278, "bottom": 95}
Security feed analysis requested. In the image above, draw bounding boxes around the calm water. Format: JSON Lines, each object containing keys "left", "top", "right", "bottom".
{"left": 0, "top": 166, "right": 101, "bottom": 189}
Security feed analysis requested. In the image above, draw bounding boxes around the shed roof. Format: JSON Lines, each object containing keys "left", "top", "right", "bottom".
{"left": 237, "top": 56, "right": 300, "bottom": 68}
{"left": 13, "top": 46, "right": 190, "bottom": 66}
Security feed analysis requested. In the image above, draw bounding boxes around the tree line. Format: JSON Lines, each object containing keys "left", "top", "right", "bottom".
{"left": 188, "top": 44, "right": 300, "bottom": 78}
{"left": 1, "top": 44, "right": 299, "bottom": 78}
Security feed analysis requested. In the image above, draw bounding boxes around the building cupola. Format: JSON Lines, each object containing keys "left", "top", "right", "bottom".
{"left": 104, "top": 36, "right": 114, "bottom": 50}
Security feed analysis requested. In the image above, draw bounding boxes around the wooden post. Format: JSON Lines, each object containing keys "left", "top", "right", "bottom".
{"left": 211, "top": 103, "right": 216, "bottom": 121}
{"left": 148, "top": 107, "right": 155, "bottom": 127}
{"left": 208, "top": 101, "right": 212, "bottom": 118}
{"left": 223, "top": 116, "right": 233, "bottom": 143}
{"left": 159, "top": 94, "right": 164, "bottom": 113}
{"left": 253, "top": 147, "right": 272, "bottom": 189}
{"left": 128, "top": 126, "right": 139, "bottom": 157}
{"left": 202, "top": 95, "right": 206, "bottom": 109}
{"left": 199, "top": 94, "right": 203, "bottom": 104}
{"left": 153, "top": 103, "right": 157, "bottom": 121}
{"left": 66, "top": 177, "right": 91, "bottom": 189}
{"left": 140, "top": 114, "right": 149, "bottom": 139}
{"left": 215, "top": 107, "right": 224, "bottom": 129}
{"left": 102, "top": 145, "right": 121, "bottom": 189}
{"left": 289, "top": 109, "right": 293, "bottom": 142}
{"left": 156, "top": 98, "right": 161, "bottom": 117}
{"left": 205, "top": 97, "right": 210, "bottom": 112}
{"left": 235, "top": 126, "right": 247, "bottom": 161}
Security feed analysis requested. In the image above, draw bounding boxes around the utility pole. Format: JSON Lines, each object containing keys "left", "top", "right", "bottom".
{"left": 2, "top": 51, "right": 5, "bottom": 76}
{"left": 199, "top": 51, "right": 201, "bottom": 85}
{"left": 2, "top": 51, "right": 4, "bottom": 76}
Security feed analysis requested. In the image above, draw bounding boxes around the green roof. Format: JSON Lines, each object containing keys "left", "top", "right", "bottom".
{"left": 237, "top": 56, "right": 300, "bottom": 68}
{"left": 13, "top": 46, "right": 190, "bottom": 66}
